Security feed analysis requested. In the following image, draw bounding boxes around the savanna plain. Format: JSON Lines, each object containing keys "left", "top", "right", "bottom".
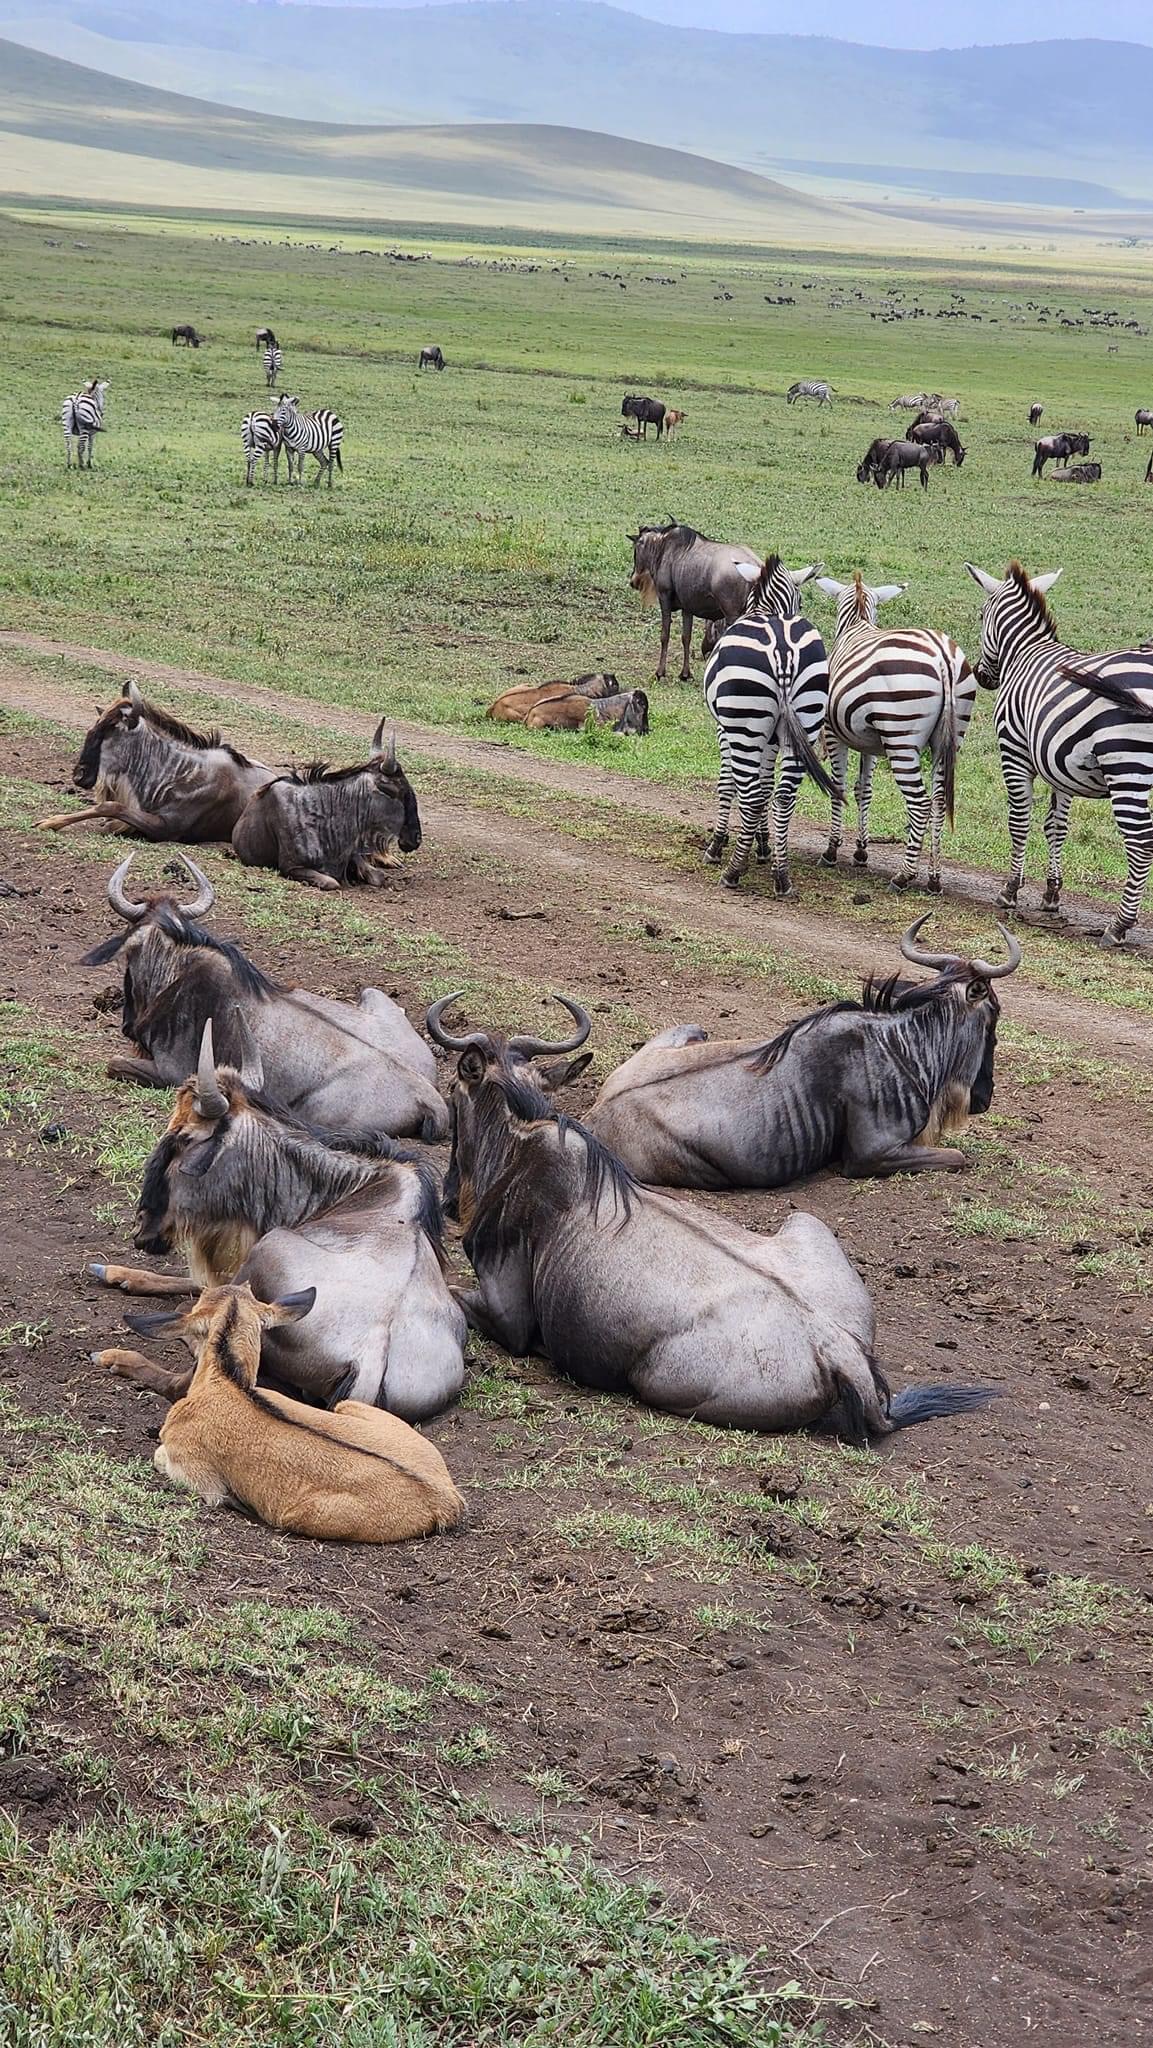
{"left": 1, "top": 206, "right": 1152, "bottom": 2048}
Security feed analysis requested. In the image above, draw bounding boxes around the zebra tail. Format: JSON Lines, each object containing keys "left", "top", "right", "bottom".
{"left": 1057, "top": 660, "right": 1153, "bottom": 719}
{"left": 940, "top": 658, "right": 964, "bottom": 829}
{"left": 780, "top": 687, "right": 842, "bottom": 802}
{"left": 334, "top": 446, "right": 343, "bottom": 471}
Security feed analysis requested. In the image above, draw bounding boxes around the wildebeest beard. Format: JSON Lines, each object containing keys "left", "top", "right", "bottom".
{"left": 452, "top": 1061, "right": 634, "bottom": 1257}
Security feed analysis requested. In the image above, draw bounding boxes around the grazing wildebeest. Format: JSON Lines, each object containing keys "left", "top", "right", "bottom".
{"left": 171, "top": 325, "right": 202, "bottom": 348}
{"left": 909, "top": 419, "right": 966, "bottom": 465}
{"left": 525, "top": 689, "right": 649, "bottom": 734}
{"left": 1049, "top": 463, "right": 1102, "bottom": 483}
{"left": 1033, "top": 431, "right": 1091, "bottom": 476}
{"left": 587, "top": 917, "right": 1020, "bottom": 1188}
{"left": 37, "top": 682, "right": 273, "bottom": 842}
{"left": 1135, "top": 410, "right": 1153, "bottom": 435}
{"left": 486, "top": 675, "right": 619, "bottom": 723}
{"left": 875, "top": 440, "right": 940, "bottom": 490}
{"left": 231, "top": 720, "right": 421, "bottom": 889}
{"left": 621, "top": 394, "right": 667, "bottom": 438}
{"left": 427, "top": 994, "right": 994, "bottom": 1442}
{"left": 255, "top": 327, "right": 278, "bottom": 352}
{"left": 628, "top": 519, "right": 762, "bottom": 680}
{"left": 1029, "top": 402, "right": 1045, "bottom": 427}
{"left": 90, "top": 1020, "right": 467, "bottom": 1419}
{"left": 419, "top": 345, "right": 446, "bottom": 371}
{"left": 83, "top": 854, "right": 448, "bottom": 1139}
{"left": 98, "top": 1282, "right": 465, "bottom": 1541}
{"left": 857, "top": 437, "right": 895, "bottom": 483}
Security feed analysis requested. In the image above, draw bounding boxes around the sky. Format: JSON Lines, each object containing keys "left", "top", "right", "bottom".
{"left": 296, "top": 0, "right": 1152, "bottom": 44}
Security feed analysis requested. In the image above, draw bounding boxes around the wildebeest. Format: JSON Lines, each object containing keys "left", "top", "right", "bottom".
{"left": 427, "top": 994, "right": 994, "bottom": 1443}
{"left": 1029, "top": 402, "right": 1045, "bottom": 427}
{"left": 98, "top": 1282, "right": 465, "bottom": 1541}
{"left": 91, "top": 1019, "right": 467, "bottom": 1420}
{"left": 231, "top": 720, "right": 421, "bottom": 890}
{"left": 857, "top": 437, "right": 895, "bottom": 483}
{"left": 621, "top": 394, "right": 667, "bottom": 438}
{"left": 486, "top": 675, "right": 619, "bottom": 723}
{"left": 37, "top": 682, "right": 273, "bottom": 842}
{"left": 171, "top": 325, "right": 202, "bottom": 348}
{"left": 587, "top": 917, "right": 1021, "bottom": 1188}
{"left": 786, "top": 381, "right": 833, "bottom": 405}
{"left": 663, "top": 408, "right": 686, "bottom": 436}
{"left": 419, "top": 345, "right": 446, "bottom": 371}
{"left": 908, "top": 419, "right": 966, "bottom": 465}
{"left": 524, "top": 688, "right": 649, "bottom": 734}
{"left": 255, "top": 327, "right": 278, "bottom": 351}
{"left": 1135, "top": 410, "right": 1153, "bottom": 435}
{"left": 1033, "top": 432, "right": 1091, "bottom": 476}
{"left": 628, "top": 519, "right": 762, "bottom": 680}
{"left": 875, "top": 440, "right": 940, "bottom": 490}
{"left": 83, "top": 853, "right": 449, "bottom": 1139}
{"left": 1049, "top": 463, "right": 1102, "bottom": 483}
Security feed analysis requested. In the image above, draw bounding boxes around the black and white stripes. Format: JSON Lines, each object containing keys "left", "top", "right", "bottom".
{"left": 241, "top": 410, "right": 283, "bottom": 486}
{"left": 264, "top": 345, "right": 283, "bottom": 388}
{"left": 61, "top": 378, "right": 109, "bottom": 469}
{"left": 274, "top": 394, "right": 344, "bottom": 486}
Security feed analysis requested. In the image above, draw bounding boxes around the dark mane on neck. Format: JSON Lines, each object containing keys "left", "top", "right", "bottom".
{"left": 286, "top": 759, "right": 373, "bottom": 785}
{"left": 745, "top": 973, "right": 960, "bottom": 1073}
{"left": 134, "top": 697, "right": 255, "bottom": 764}
{"left": 1006, "top": 561, "right": 1057, "bottom": 636}
{"left": 470, "top": 1059, "right": 634, "bottom": 1248}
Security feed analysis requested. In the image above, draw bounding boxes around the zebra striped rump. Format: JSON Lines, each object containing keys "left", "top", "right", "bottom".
{"left": 704, "top": 611, "right": 832, "bottom": 895}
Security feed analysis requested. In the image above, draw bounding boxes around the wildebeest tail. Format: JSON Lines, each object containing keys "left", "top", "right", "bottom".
{"left": 780, "top": 688, "right": 841, "bottom": 801}
{"left": 886, "top": 1384, "right": 1000, "bottom": 1429}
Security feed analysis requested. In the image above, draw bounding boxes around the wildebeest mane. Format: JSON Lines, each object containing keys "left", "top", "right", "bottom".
{"left": 282, "top": 760, "right": 379, "bottom": 786}
{"left": 468, "top": 1058, "right": 634, "bottom": 1252}
{"left": 131, "top": 698, "right": 254, "bottom": 764}
{"left": 745, "top": 972, "right": 970, "bottom": 1075}
{"left": 82, "top": 908, "right": 278, "bottom": 998}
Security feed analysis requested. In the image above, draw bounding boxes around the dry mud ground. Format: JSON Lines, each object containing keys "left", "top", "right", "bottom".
{"left": 2, "top": 659, "right": 1152, "bottom": 2048}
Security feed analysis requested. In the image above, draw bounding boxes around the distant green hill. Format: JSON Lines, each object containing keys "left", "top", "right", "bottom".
{"left": 1, "top": 0, "right": 1152, "bottom": 202}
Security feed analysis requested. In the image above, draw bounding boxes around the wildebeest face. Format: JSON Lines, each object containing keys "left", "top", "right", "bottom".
{"left": 74, "top": 697, "right": 140, "bottom": 789}
{"left": 370, "top": 766, "right": 422, "bottom": 854}
{"left": 133, "top": 1086, "right": 236, "bottom": 1251}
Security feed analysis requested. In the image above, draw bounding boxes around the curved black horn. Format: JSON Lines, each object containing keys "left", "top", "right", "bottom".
{"left": 508, "top": 995, "right": 592, "bottom": 1058}
{"left": 193, "top": 1019, "right": 230, "bottom": 1122}
{"left": 371, "top": 716, "right": 397, "bottom": 769}
{"left": 424, "top": 994, "right": 489, "bottom": 1054}
{"left": 126, "top": 678, "right": 146, "bottom": 712}
{"left": 899, "top": 914, "right": 958, "bottom": 971}
{"left": 176, "top": 854, "right": 214, "bottom": 920}
{"left": 970, "top": 925, "right": 1022, "bottom": 980}
{"left": 231, "top": 1008, "right": 265, "bottom": 1093}
{"left": 106, "top": 854, "right": 147, "bottom": 923}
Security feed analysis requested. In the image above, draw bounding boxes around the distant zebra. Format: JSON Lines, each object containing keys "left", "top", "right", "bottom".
{"left": 966, "top": 562, "right": 1153, "bottom": 944}
{"left": 816, "top": 575, "right": 975, "bottom": 893}
{"left": 264, "top": 344, "right": 283, "bottom": 388}
{"left": 1028, "top": 402, "right": 1045, "bottom": 427}
{"left": 703, "top": 555, "right": 836, "bottom": 895}
{"left": 241, "top": 410, "right": 284, "bottom": 486}
{"left": 61, "top": 378, "right": 109, "bottom": 469}
{"left": 786, "top": 381, "right": 833, "bottom": 405}
{"left": 274, "top": 394, "right": 343, "bottom": 486}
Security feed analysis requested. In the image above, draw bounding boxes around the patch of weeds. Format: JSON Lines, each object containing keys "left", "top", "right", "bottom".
{"left": 0, "top": 999, "right": 161, "bottom": 1192}
{"left": 947, "top": 1199, "right": 1045, "bottom": 1242}
{"left": 693, "top": 1603, "right": 773, "bottom": 1636}
{"left": 1101, "top": 1704, "right": 1153, "bottom": 1775}
{"left": 964, "top": 1574, "right": 1132, "bottom": 1665}
{"left": 977, "top": 1822, "right": 1047, "bottom": 1856}
{"left": 437, "top": 1725, "right": 507, "bottom": 1767}
{"left": 555, "top": 1508, "right": 751, "bottom": 1582}
{"left": 0, "top": 1318, "right": 51, "bottom": 1352}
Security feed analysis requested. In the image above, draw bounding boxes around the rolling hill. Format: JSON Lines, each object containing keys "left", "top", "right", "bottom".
{"left": 0, "top": 0, "right": 1151, "bottom": 203}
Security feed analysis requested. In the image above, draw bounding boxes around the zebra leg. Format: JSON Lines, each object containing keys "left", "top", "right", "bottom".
{"left": 998, "top": 752, "right": 1035, "bottom": 909}
{"left": 1101, "top": 774, "right": 1153, "bottom": 944}
{"left": 852, "top": 753, "right": 877, "bottom": 868}
{"left": 704, "top": 727, "right": 733, "bottom": 863}
{"left": 754, "top": 802, "right": 772, "bottom": 864}
{"left": 1041, "top": 791, "right": 1072, "bottom": 911}
{"left": 721, "top": 749, "right": 770, "bottom": 890}
{"left": 888, "top": 745, "right": 931, "bottom": 891}
{"left": 821, "top": 735, "right": 850, "bottom": 865}
{"left": 770, "top": 750, "right": 803, "bottom": 898}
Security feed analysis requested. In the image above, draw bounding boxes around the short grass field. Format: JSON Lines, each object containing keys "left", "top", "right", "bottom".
{"left": 3, "top": 202, "right": 1153, "bottom": 895}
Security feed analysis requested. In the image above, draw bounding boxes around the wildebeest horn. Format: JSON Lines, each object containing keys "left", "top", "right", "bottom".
{"left": 106, "top": 854, "right": 147, "bottom": 923}
{"left": 898, "top": 914, "right": 958, "bottom": 970}
{"left": 970, "top": 926, "right": 1022, "bottom": 980}
{"left": 231, "top": 1008, "right": 265, "bottom": 1092}
{"left": 371, "top": 716, "right": 397, "bottom": 768}
{"left": 126, "top": 679, "right": 145, "bottom": 712}
{"left": 193, "top": 1019, "right": 230, "bottom": 1122}
{"left": 508, "top": 995, "right": 592, "bottom": 1058}
{"left": 424, "top": 994, "right": 489, "bottom": 1053}
{"left": 176, "top": 854, "right": 214, "bottom": 919}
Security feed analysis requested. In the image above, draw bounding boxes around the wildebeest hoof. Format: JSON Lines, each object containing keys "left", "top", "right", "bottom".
{"left": 88, "top": 1263, "right": 107, "bottom": 1282}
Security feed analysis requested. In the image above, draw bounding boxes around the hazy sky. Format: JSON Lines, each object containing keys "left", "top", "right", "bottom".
{"left": 298, "top": 0, "right": 1151, "bottom": 45}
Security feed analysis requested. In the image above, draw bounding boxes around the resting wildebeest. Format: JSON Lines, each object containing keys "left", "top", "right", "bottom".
{"left": 83, "top": 853, "right": 448, "bottom": 1139}
{"left": 419, "top": 345, "right": 446, "bottom": 371}
{"left": 1029, "top": 403, "right": 1045, "bottom": 427}
{"left": 171, "top": 325, "right": 202, "bottom": 348}
{"left": 524, "top": 688, "right": 649, "bottom": 734}
{"left": 586, "top": 917, "right": 1020, "bottom": 1189}
{"left": 231, "top": 721, "right": 421, "bottom": 889}
{"left": 90, "top": 1019, "right": 466, "bottom": 1420}
{"left": 426, "top": 994, "right": 993, "bottom": 1443}
{"left": 857, "top": 437, "right": 895, "bottom": 483}
{"left": 1033, "top": 432, "right": 1091, "bottom": 476}
{"left": 486, "top": 675, "right": 619, "bottom": 723}
{"left": 628, "top": 519, "right": 761, "bottom": 680}
{"left": 37, "top": 682, "right": 273, "bottom": 842}
{"left": 875, "top": 440, "right": 941, "bottom": 490}
{"left": 909, "top": 419, "right": 966, "bottom": 466}
{"left": 621, "top": 394, "right": 666, "bottom": 439}
{"left": 1049, "top": 463, "right": 1102, "bottom": 483}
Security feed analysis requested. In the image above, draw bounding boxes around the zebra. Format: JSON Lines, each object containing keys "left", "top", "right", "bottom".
{"left": 61, "top": 378, "right": 109, "bottom": 469}
{"left": 241, "top": 410, "right": 284, "bottom": 486}
{"left": 786, "top": 380, "right": 833, "bottom": 405}
{"left": 966, "top": 562, "right": 1153, "bottom": 945}
{"left": 274, "top": 394, "right": 343, "bottom": 486}
{"left": 702, "top": 555, "right": 837, "bottom": 896}
{"left": 815, "top": 576, "right": 976, "bottom": 894}
{"left": 264, "top": 344, "right": 283, "bottom": 389}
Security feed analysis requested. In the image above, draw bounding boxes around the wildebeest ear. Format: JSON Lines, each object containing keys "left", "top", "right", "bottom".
{"left": 1029, "top": 570, "right": 1062, "bottom": 595}
{"left": 734, "top": 562, "right": 761, "bottom": 583}
{"left": 964, "top": 564, "right": 1002, "bottom": 598}
{"left": 458, "top": 1046, "right": 487, "bottom": 1083}
{"left": 123, "top": 1307, "right": 184, "bottom": 1335}
{"left": 273, "top": 1287, "right": 316, "bottom": 1322}
{"left": 815, "top": 577, "right": 846, "bottom": 598}
{"left": 536, "top": 1051, "right": 593, "bottom": 1093}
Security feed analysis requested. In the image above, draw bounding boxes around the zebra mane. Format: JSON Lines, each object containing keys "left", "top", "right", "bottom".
{"left": 851, "top": 572, "right": 870, "bottom": 620}
{"left": 1006, "top": 561, "right": 1057, "bottom": 637}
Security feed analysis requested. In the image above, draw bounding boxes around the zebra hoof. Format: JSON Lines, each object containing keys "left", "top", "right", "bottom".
{"left": 1040, "top": 897, "right": 1061, "bottom": 915}
{"left": 852, "top": 849, "right": 869, "bottom": 869}
{"left": 996, "top": 891, "right": 1019, "bottom": 912}
{"left": 720, "top": 873, "right": 742, "bottom": 892}
{"left": 819, "top": 851, "right": 839, "bottom": 869}
{"left": 1100, "top": 923, "right": 1132, "bottom": 948}
{"left": 925, "top": 876, "right": 942, "bottom": 895}
{"left": 773, "top": 880, "right": 795, "bottom": 900}
{"left": 889, "top": 874, "right": 913, "bottom": 894}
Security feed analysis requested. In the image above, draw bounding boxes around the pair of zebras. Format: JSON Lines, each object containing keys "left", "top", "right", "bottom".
{"left": 242, "top": 395, "right": 344, "bottom": 487}
{"left": 704, "top": 559, "right": 1153, "bottom": 944}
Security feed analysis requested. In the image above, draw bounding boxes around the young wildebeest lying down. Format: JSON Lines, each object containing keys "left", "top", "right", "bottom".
{"left": 586, "top": 918, "right": 1021, "bottom": 1189}
{"left": 90, "top": 1020, "right": 466, "bottom": 1420}
{"left": 231, "top": 721, "right": 421, "bottom": 889}
{"left": 486, "top": 675, "right": 620, "bottom": 723}
{"left": 38, "top": 681, "right": 274, "bottom": 842}
{"left": 523, "top": 689, "right": 649, "bottom": 734}
{"left": 84, "top": 854, "right": 448, "bottom": 1139}
{"left": 97, "top": 1283, "right": 464, "bottom": 1542}
{"left": 426, "top": 995, "right": 994, "bottom": 1443}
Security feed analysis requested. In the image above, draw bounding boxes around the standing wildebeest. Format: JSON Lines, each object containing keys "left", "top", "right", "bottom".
{"left": 1029, "top": 403, "right": 1045, "bottom": 427}
{"left": 231, "top": 720, "right": 421, "bottom": 890}
{"left": 786, "top": 381, "right": 833, "bottom": 405}
{"left": 857, "top": 438, "right": 895, "bottom": 483}
{"left": 418, "top": 345, "right": 446, "bottom": 371}
{"left": 90, "top": 1020, "right": 467, "bottom": 1420}
{"left": 621, "top": 394, "right": 667, "bottom": 438}
{"left": 628, "top": 519, "right": 762, "bottom": 680}
{"left": 909, "top": 419, "right": 966, "bottom": 465}
{"left": 61, "top": 378, "right": 109, "bottom": 469}
{"left": 966, "top": 561, "right": 1153, "bottom": 943}
{"left": 816, "top": 575, "right": 976, "bottom": 893}
{"left": 876, "top": 440, "right": 940, "bottom": 490}
{"left": 427, "top": 994, "right": 994, "bottom": 1442}
{"left": 663, "top": 408, "right": 686, "bottom": 436}
{"left": 84, "top": 853, "right": 448, "bottom": 1140}
{"left": 1135, "top": 410, "right": 1153, "bottom": 435}
{"left": 486, "top": 674, "right": 619, "bottom": 723}
{"left": 171, "top": 325, "right": 202, "bottom": 348}
{"left": 1033, "top": 432, "right": 1091, "bottom": 476}
{"left": 37, "top": 682, "right": 273, "bottom": 842}
{"left": 255, "top": 327, "right": 278, "bottom": 352}
{"left": 587, "top": 917, "right": 1020, "bottom": 1188}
